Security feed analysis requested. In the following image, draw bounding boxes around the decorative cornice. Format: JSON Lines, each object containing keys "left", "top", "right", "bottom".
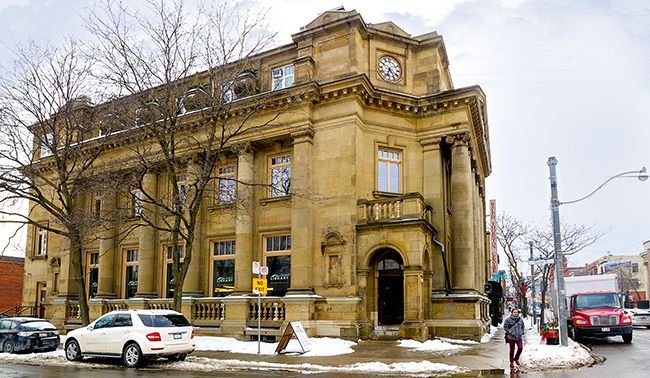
{"left": 419, "top": 136, "right": 442, "bottom": 147}
{"left": 290, "top": 124, "right": 315, "bottom": 143}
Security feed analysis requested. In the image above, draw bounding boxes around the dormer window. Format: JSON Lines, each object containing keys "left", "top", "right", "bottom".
{"left": 222, "top": 82, "right": 235, "bottom": 103}
{"left": 271, "top": 64, "right": 294, "bottom": 91}
{"left": 179, "top": 87, "right": 209, "bottom": 114}
{"left": 40, "top": 132, "right": 53, "bottom": 158}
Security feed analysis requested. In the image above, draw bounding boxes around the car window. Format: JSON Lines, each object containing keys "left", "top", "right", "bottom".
{"left": 93, "top": 314, "right": 116, "bottom": 329}
{"left": 21, "top": 321, "right": 56, "bottom": 330}
{"left": 0, "top": 320, "right": 9, "bottom": 329}
{"left": 137, "top": 314, "right": 190, "bottom": 327}
{"left": 113, "top": 314, "right": 133, "bottom": 327}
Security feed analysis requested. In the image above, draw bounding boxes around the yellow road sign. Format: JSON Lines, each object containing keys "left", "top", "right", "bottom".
{"left": 252, "top": 278, "right": 267, "bottom": 296}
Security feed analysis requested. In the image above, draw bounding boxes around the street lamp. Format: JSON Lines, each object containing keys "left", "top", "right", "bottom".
{"left": 547, "top": 157, "right": 647, "bottom": 347}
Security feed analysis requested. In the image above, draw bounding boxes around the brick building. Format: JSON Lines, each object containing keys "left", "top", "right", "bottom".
{"left": 0, "top": 256, "right": 25, "bottom": 314}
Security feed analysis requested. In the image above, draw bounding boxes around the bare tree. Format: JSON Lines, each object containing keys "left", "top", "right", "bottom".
{"left": 0, "top": 39, "right": 118, "bottom": 324}
{"left": 86, "top": 0, "right": 289, "bottom": 310}
{"left": 495, "top": 213, "right": 529, "bottom": 314}
{"left": 530, "top": 222, "right": 603, "bottom": 324}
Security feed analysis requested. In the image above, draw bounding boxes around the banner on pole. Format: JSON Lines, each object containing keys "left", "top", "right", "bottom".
{"left": 489, "top": 199, "right": 498, "bottom": 275}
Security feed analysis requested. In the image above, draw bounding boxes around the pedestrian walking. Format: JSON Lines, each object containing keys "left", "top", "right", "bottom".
{"left": 503, "top": 308, "right": 525, "bottom": 368}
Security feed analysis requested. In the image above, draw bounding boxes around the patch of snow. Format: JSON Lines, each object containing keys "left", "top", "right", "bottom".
{"left": 398, "top": 339, "right": 467, "bottom": 352}
{"left": 194, "top": 336, "right": 356, "bottom": 356}
{"left": 438, "top": 337, "right": 479, "bottom": 345}
{"left": 480, "top": 325, "right": 498, "bottom": 343}
{"left": 154, "top": 356, "right": 468, "bottom": 376}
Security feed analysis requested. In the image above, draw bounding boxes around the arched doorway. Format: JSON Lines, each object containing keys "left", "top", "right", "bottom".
{"left": 375, "top": 249, "right": 404, "bottom": 325}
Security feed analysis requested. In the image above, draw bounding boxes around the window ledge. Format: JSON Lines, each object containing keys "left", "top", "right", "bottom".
{"left": 208, "top": 202, "right": 236, "bottom": 211}
{"left": 29, "top": 255, "right": 47, "bottom": 261}
{"left": 372, "top": 191, "right": 403, "bottom": 199}
{"left": 260, "top": 195, "right": 291, "bottom": 206}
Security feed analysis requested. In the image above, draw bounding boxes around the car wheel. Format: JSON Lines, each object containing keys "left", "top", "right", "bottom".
{"left": 3, "top": 340, "right": 15, "bottom": 354}
{"left": 65, "top": 339, "right": 82, "bottom": 361}
{"left": 622, "top": 334, "right": 633, "bottom": 344}
{"left": 167, "top": 354, "right": 186, "bottom": 362}
{"left": 123, "top": 342, "right": 143, "bottom": 368}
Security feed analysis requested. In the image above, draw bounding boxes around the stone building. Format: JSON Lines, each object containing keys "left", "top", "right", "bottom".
{"left": 22, "top": 9, "right": 492, "bottom": 340}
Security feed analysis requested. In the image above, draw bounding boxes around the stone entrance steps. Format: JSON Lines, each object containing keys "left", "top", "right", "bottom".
{"left": 370, "top": 325, "right": 400, "bottom": 340}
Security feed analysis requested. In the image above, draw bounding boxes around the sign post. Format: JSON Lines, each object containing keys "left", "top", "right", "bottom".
{"left": 252, "top": 261, "right": 268, "bottom": 354}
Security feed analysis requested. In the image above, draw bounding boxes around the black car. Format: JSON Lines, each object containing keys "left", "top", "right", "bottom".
{"left": 0, "top": 317, "right": 60, "bottom": 353}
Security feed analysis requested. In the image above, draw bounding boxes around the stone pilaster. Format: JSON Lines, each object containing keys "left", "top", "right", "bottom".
{"left": 96, "top": 192, "right": 117, "bottom": 298}
{"left": 289, "top": 126, "right": 314, "bottom": 293}
{"left": 447, "top": 133, "right": 476, "bottom": 292}
{"left": 234, "top": 146, "right": 255, "bottom": 293}
{"left": 136, "top": 171, "right": 158, "bottom": 298}
{"left": 420, "top": 137, "right": 446, "bottom": 292}
{"left": 183, "top": 159, "right": 203, "bottom": 296}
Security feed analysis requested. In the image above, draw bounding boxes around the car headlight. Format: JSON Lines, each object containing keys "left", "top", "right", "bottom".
{"left": 17, "top": 331, "right": 35, "bottom": 337}
{"left": 574, "top": 318, "right": 588, "bottom": 326}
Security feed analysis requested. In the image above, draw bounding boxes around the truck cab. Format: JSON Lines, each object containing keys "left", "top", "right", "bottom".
{"left": 568, "top": 291, "right": 633, "bottom": 343}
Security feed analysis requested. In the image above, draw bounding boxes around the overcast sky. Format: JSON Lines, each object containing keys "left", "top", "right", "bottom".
{"left": 1, "top": 0, "right": 648, "bottom": 268}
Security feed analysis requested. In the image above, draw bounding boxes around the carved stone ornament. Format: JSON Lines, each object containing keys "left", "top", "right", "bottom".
{"left": 290, "top": 125, "right": 315, "bottom": 142}
{"left": 419, "top": 136, "right": 442, "bottom": 147}
{"left": 444, "top": 132, "right": 470, "bottom": 147}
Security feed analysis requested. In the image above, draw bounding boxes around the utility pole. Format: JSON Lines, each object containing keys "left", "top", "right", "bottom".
{"left": 529, "top": 241, "right": 536, "bottom": 329}
{"left": 547, "top": 157, "right": 568, "bottom": 347}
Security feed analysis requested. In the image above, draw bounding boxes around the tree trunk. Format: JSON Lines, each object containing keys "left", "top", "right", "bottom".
{"left": 70, "top": 229, "right": 90, "bottom": 325}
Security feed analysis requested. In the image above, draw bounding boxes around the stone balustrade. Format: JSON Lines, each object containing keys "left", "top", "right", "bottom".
{"left": 192, "top": 299, "right": 226, "bottom": 326}
{"left": 65, "top": 302, "right": 81, "bottom": 324}
{"left": 357, "top": 193, "right": 433, "bottom": 226}
{"left": 247, "top": 298, "right": 285, "bottom": 327}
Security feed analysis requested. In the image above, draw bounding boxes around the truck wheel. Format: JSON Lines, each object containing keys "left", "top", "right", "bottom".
{"left": 622, "top": 334, "right": 632, "bottom": 344}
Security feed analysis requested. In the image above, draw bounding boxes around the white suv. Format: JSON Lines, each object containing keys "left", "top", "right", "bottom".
{"left": 65, "top": 309, "right": 195, "bottom": 367}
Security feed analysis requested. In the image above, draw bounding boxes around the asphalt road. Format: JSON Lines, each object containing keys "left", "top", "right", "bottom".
{"left": 517, "top": 326, "right": 650, "bottom": 378}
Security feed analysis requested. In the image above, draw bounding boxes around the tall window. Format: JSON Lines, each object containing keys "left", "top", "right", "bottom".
{"left": 92, "top": 191, "right": 102, "bottom": 219}
{"left": 271, "top": 64, "right": 294, "bottom": 91}
{"left": 216, "top": 165, "right": 236, "bottom": 204}
{"left": 124, "top": 249, "right": 139, "bottom": 298}
{"left": 172, "top": 175, "right": 189, "bottom": 212}
{"left": 377, "top": 147, "right": 401, "bottom": 193}
{"left": 87, "top": 252, "right": 99, "bottom": 299}
{"left": 264, "top": 235, "right": 291, "bottom": 296}
{"left": 35, "top": 226, "right": 48, "bottom": 256}
{"left": 212, "top": 240, "right": 235, "bottom": 297}
{"left": 269, "top": 154, "right": 291, "bottom": 197}
{"left": 131, "top": 190, "right": 143, "bottom": 217}
{"left": 165, "top": 245, "right": 184, "bottom": 298}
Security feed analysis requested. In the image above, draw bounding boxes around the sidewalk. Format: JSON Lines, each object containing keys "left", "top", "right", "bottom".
{"left": 191, "top": 329, "right": 510, "bottom": 376}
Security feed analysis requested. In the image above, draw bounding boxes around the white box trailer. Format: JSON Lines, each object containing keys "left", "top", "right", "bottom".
{"left": 564, "top": 274, "right": 619, "bottom": 298}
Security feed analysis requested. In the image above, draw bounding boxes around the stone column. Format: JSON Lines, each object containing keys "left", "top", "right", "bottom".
{"left": 234, "top": 146, "right": 255, "bottom": 293}
{"left": 420, "top": 137, "right": 446, "bottom": 292}
{"left": 447, "top": 133, "right": 476, "bottom": 292}
{"left": 136, "top": 171, "right": 158, "bottom": 298}
{"left": 96, "top": 192, "right": 117, "bottom": 298}
{"left": 289, "top": 126, "right": 314, "bottom": 293}
{"left": 183, "top": 159, "right": 203, "bottom": 296}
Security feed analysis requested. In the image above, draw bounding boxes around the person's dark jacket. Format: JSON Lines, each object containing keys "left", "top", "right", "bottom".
{"left": 503, "top": 315, "right": 525, "bottom": 340}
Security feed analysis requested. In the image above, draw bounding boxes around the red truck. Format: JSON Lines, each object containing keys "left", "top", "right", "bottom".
{"left": 565, "top": 275, "right": 633, "bottom": 343}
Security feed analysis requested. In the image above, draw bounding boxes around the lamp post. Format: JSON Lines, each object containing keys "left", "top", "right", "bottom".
{"left": 529, "top": 241, "right": 536, "bottom": 328}
{"left": 547, "top": 157, "right": 647, "bottom": 347}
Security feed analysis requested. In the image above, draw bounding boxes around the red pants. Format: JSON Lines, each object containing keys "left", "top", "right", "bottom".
{"left": 508, "top": 338, "right": 523, "bottom": 362}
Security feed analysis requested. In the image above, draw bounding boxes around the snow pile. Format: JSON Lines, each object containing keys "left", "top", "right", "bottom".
{"left": 518, "top": 317, "right": 595, "bottom": 371}
{"left": 160, "top": 356, "right": 469, "bottom": 376}
{"left": 398, "top": 338, "right": 467, "bottom": 352}
{"left": 194, "top": 336, "right": 356, "bottom": 356}
{"left": 521, "top": 337, "right": 594, "bottom": 370}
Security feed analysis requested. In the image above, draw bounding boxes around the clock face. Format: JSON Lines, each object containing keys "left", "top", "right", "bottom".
{"left": 378, "top": 55, "right": 402, "bottom": 82}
